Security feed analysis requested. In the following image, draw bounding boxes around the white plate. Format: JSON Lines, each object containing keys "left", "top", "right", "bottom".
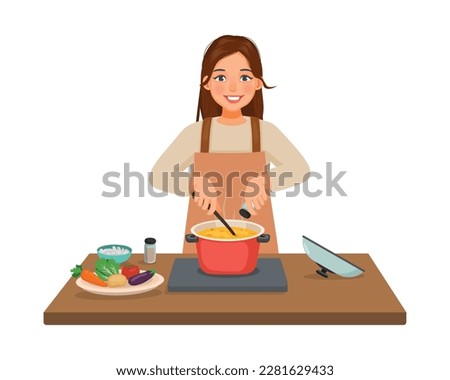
{"left": 75, "top": 272, "right": 164, "bottom": 296}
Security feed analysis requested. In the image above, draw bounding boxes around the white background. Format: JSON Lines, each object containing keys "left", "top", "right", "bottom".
{"left": 1, "top": 1, "right": 449, "bottom": 379}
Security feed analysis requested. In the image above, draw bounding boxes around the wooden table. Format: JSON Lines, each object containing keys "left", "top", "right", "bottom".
{"left": 44, "top": 254, "right": 406, "bottom": 325}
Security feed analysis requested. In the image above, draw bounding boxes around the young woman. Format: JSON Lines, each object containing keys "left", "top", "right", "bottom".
{"left": 151, "top": 35, "right": 309, "bottom": 253}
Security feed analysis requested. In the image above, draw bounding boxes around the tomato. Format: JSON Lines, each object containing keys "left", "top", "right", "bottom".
{"left": 121, "top": 264, "right": 140, "bottom": 279}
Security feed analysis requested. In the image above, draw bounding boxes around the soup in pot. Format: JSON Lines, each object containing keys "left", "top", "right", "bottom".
{"left": 197, "top": 226, "right": 258, "bottom": 239}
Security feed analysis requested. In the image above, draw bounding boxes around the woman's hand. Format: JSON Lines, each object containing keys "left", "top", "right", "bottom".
{"left": 242, "top": 175, "right": 268, "bottom": 216}
{"left": 192, "top": 176, "right": 220, "bottom": 215}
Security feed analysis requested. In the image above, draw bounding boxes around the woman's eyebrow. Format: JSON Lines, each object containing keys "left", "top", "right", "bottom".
{"left": 240, "top": 68, "right": 252, "bottom": 72}
{"left": 213, "top": 68, "right": 225, "bottom": 72}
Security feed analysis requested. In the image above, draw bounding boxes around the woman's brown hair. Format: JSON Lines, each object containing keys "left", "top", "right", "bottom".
{"left": 196, "top": 35, "right": 273, "bottom": 122}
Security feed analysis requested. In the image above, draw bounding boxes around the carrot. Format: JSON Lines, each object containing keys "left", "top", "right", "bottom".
{"left": 71, "top": 265, "right": 107, "bottom": 287}
{"left": 81, "top": 269, "right": 108, "bottom": 287}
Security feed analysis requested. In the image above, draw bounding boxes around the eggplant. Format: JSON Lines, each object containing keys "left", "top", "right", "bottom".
{"left": 128, "top": 270, "right": 156, "bottom": 286}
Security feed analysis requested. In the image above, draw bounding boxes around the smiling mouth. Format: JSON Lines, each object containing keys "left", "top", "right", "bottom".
{"left": 224, "top": 95, "right": 243, "bottom": 104}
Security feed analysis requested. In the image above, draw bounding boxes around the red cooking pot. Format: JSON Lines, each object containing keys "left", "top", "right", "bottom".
{"left": 185, "top": 220, "right": 270, "bottom": 275}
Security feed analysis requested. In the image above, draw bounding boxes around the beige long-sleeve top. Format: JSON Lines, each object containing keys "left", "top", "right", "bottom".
{"left": 150, "top": 117, "right": 309, "bottom": 195}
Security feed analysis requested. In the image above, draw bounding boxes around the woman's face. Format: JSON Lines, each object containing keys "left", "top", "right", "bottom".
{"left": 203, "top": 52, "right": 262, "bottom": 114}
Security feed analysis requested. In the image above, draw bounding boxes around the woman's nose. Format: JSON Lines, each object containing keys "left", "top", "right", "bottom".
{"left": 228, "top": 77, "right": 237, "bottom": 92}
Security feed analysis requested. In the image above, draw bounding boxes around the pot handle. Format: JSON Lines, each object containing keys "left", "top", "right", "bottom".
{"left": 185, "top": 234, "right": 199, "bottom": 243}
{"left": 257, "top": 234, "right": 270, "bottom": 243}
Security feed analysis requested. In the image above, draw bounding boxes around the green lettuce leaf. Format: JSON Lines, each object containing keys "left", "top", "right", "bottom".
{"left": 95, "top": 258, "right": 119, "bottom": 281}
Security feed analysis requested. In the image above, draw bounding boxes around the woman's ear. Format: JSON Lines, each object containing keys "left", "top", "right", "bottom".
{"left": 255, "top": 78, "right": 263, "bottom": 90}
{"left": 203, "top": 76, "right": 210, "bottom": 91}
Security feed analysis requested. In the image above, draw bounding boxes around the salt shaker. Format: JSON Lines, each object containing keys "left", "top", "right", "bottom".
{"left": 144, "top": 237, "right": 157, "bottom": 263}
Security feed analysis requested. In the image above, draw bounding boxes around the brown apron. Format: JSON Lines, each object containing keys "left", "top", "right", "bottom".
{"left": 183, "top": 116, "right": 279, "bottom": 254}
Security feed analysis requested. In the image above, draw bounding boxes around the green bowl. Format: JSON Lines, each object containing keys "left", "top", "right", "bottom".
{"left": 97, "top": 244, "right": 132, "bottom": 264}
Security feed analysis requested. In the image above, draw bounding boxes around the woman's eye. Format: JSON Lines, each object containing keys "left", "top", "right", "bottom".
{"left": 240, "top": 75, "right": 253, "bottom": 82}
{"left": 213, "top": 75, "right": 226, "bottom": 82}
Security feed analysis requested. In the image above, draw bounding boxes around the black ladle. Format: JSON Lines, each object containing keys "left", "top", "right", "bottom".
{"left": 191, "top": 192, "right": 236, "bottom": 236}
